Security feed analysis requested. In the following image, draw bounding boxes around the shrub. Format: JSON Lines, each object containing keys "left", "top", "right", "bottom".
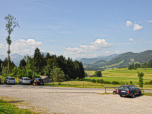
{"left": 76, "top": 77, "right": 79, "bottom": 81}
{"left": 97, "top": 79, "right": 100, "bottom": 83}
{"left": 79, "top": 79, "right": 83, "bottom": 81}
{"left": 112, "top": 81, "right": 120, "bottom": 84}
{"left": 103, "top": 81, "right": 111, "bottom": 84}
{"left": 58, "top": 82, "right": 61, "bottom": 85}
{"left": 101, "top": 79, "right": 104, "bottom": 83}
{"left": 130, "top": 81, "right": 133, "bottom": 85}
{"left": 91, "top": 79, "right": 96, "bottom": 83}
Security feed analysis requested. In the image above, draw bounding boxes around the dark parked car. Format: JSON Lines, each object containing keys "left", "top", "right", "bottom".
{"left": 118, "top": 85, "right": 141, "bottom": 98}
{"left": 34, "top": 78, "right": 44, "bottom": 85}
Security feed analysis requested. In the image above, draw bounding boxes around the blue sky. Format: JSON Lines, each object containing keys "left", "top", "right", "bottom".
{"left": 0, "top": 0, "right": 152, "bottom": 59}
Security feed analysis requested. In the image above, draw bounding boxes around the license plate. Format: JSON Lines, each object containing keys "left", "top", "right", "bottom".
{"left": 40, "top": 83, "right": 43, "bottom": 84}
{"left": 121, "top": 91, "right": 126, "bottom": 92}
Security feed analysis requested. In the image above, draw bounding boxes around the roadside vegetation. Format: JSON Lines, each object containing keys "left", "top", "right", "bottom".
{"left": 0, "top": 99, "right": 36, "bottom": 114}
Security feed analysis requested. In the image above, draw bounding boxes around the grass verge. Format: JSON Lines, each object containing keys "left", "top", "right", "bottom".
{"left": 0, "top": 99, "right": 36, "bottom": 114}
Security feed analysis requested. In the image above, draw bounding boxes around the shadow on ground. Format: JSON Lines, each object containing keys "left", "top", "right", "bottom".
{"left": 5, "top": 100, "right": 24, "bottom": 103}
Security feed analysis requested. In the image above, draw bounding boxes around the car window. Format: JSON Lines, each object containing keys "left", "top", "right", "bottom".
{"left": 38, "top": 79, "right": 43, "bottom": 81}
{"left": 24, "top": 78, "right": 30, "bottom": 80}
{"left": 8, "top": 78, "right": 15, "bottom": 80}
{"left": 119, "top": 86, "right": 129, "bottom": 90}
{"left": 129, "top": 86, "right": 135, "bottom": 90}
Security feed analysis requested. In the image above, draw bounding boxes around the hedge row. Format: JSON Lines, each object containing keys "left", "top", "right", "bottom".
{"left": 91, "top": 79, "right": 120, "bottom": 84}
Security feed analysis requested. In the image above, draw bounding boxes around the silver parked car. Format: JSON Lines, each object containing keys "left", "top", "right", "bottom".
{"left": 4, "top": 77, "right": 15, "bottom": 84}
{"left": 18, "top": 77, "right": 31, "bottom": 85}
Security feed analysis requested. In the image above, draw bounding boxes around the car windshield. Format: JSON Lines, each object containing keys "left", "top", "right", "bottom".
{"left": 8, "top": 78, "right": 15, "bottom": 80}
{"left": 119, "top": 86, "right": 129, "bottom": 91}
{"left": 38, "top": 79, "right": 43, "bottom": 81}
{"left": 24, "top": 78, "right": 30, "bottom": 80}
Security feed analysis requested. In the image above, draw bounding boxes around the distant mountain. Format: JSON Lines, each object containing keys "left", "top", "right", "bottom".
{"left": 84, "top": 50, "right": 152, "bottom": 70}
{"left": 79, "top": 54, "right": 119, "bottom": 65}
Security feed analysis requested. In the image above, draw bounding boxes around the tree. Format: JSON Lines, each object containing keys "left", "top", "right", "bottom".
{"left": 4, "top": 14, "right": 20, "bottom": 74}
{"left": 44, "top": 58, "right": 58, "bottom": 77}
{"left": 19, "top": 59, "right": 26, "bottom": 69}
{"left": 138, "top": 72, "right": 144, "bottom": 88}
{"left": 94, "top": 71, "right": 102, "bottom": 77}
{"left": 34, "top": 48, "right": 42, "bottom": 74}
{"left": 52, "top": 68, "right": 65, "bottom": 82}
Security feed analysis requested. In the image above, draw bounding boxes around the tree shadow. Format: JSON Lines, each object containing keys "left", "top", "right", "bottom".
{"left": 5, "top": 100, "right": 24, "bottom": 103}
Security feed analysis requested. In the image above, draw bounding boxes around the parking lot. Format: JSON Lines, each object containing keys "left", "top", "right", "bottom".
{"left": 0, "top": 85, "right": 152, "bottom": 114}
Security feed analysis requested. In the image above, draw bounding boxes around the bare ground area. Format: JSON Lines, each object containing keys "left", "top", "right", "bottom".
{"left": 0, "top": 85, "right": 152, "bottom": 114}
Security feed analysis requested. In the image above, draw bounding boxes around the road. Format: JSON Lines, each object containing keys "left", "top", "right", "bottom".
{"left": 1, "top": 85, "right": 152, "bottom": 114}
{"left": 0, "top": 84, "right": 152, "bottom": 93}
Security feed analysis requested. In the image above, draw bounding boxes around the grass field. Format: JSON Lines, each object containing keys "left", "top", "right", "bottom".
{"left": 0, "top": 99, "right": 36, "bottom": 114}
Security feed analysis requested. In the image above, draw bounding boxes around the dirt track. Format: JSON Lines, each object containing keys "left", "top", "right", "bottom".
{"left": 0, "top": 85, "right": 152, "bottom": 114}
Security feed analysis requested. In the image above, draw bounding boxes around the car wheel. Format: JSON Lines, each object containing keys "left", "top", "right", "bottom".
{"left": 113, "top": 91, "right": 116, "bottom": 95}
{"left": 132, "top": 93, "right": 135, "bottom": 98}
{"left": 120, "top": 95, "right": 122, "bottom": 97}
{"left": 21, "top": 82, "right": 23, "bottom": 85}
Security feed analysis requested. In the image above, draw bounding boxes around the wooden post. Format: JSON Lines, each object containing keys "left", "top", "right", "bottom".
{"left": 83, "top": 83, "right": 84, "bottom": 88}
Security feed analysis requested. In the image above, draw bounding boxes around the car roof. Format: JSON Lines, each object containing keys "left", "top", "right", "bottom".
{"left": 7, "top": 77, "right": 14, "bottom": 78}
{"left": 121, "top": 85, "right": 135, "bottom": 87}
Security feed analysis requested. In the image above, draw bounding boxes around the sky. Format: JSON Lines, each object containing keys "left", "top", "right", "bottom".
{"left": 0, "top": 0, "right": 152, "bottom": 59}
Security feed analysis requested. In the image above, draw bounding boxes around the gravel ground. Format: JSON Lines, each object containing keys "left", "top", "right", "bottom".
{"left": 0, "top": 86, "right": 152, "bottom": 114}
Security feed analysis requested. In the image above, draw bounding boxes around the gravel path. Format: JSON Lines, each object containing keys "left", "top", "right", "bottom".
{"left": 0, "top": 86, "right": 152, "bottom": 114}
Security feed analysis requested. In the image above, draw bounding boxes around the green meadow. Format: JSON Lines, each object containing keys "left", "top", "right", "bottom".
{"left": 85, "top": 68, "right": 152, "bottom": 85}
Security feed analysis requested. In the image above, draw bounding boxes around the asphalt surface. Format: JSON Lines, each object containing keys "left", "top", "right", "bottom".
{"left": 0, "top": 84, "right": 152, "bottom": 93}
{"left": 1, "top": 84, "right": 152, "bottom": 114}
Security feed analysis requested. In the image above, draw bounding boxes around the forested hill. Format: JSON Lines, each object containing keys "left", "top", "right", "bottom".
{"left": 84, "top": 50, "right": 152, "bottom": 70}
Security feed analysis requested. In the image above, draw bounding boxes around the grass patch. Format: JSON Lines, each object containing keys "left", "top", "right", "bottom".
{"left": 0, "top": 99, "right": 36, "bottom": 114}
{"left": 142, "top": 93, "right": 152, "bottom": 96}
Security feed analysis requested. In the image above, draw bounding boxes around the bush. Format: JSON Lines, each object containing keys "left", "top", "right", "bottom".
{"left": 76, "top": 77, "right": 79, "bottom": 81}
{"left": 91, "top": 79, "right": 96, "bottom": 83}
{"left": 112, "top": 81, "right": 120, "bottom": 84}
{"left": 145, "top": 80, "right": 152, "bottom": 85}
{"left": 97, "top": 79, "right": 100, "bottom": 83}
{"left": 103, "top": 81, "right": 111, "bottom": 84}
{"left": 101, "top": 79, "right": 104, "bottom": 83}
{"left": 130, "top": 81, "right": 133, "bottom": 85}
{"left": 58, "top": 82, "right": 61, "bottom": 85}
{"left": 79, "top": 79, "right": 83, "bottom": 81}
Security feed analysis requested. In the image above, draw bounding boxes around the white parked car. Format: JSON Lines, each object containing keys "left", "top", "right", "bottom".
{"left": 18, "top": 77, "right": 31, "bottom": 85}
{"left": 4, "top": 77, "right": 15, "bottom": 84}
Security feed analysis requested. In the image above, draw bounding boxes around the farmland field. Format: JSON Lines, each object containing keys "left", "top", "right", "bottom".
{"left": 85, "top": 68, "right": 152, "bottom": 84}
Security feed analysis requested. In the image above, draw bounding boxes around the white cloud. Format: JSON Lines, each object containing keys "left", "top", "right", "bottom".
{"left": 133, "top": 24, "right": 143, "bottom": 31}
{"left": 115, "top": 50, "right": 120, "bottom": 54}
{"left": 64, "top": 39, "right": 113, "bottom": 56}
{"left": 0, "top": 43, "right": 7, "bottom": 49}
{"left": 129, "top": 38, "right": 134, "bottom": 42}
{"left": 0, "top": 38, "right": 46, "bottom": 55}
{"left": 79, "top": 39, "right": 113, "bottom": 50}
{"left": 105, "top": 51, "right": 111, "bottom": 56}
{"left": 145, "top": 41, "right": 147, "bottom": 43}
{"left": 148, "top": 20, "right": 152, "bottom": 23}
{"left": 126, "top": 21, "right": 133, "bottom": 27}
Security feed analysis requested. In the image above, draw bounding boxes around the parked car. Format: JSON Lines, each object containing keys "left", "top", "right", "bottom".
{"left": 18, "top": 77, "right": 31, "bottom": 85}
{"left": 34, "top": 78, "right": 44, "bottom": 85}
{"left": 118, "top": 85, "right": 141, "bottom": 98}
{"left": 4, "top": 77, "right": 15, "bottom": 84}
